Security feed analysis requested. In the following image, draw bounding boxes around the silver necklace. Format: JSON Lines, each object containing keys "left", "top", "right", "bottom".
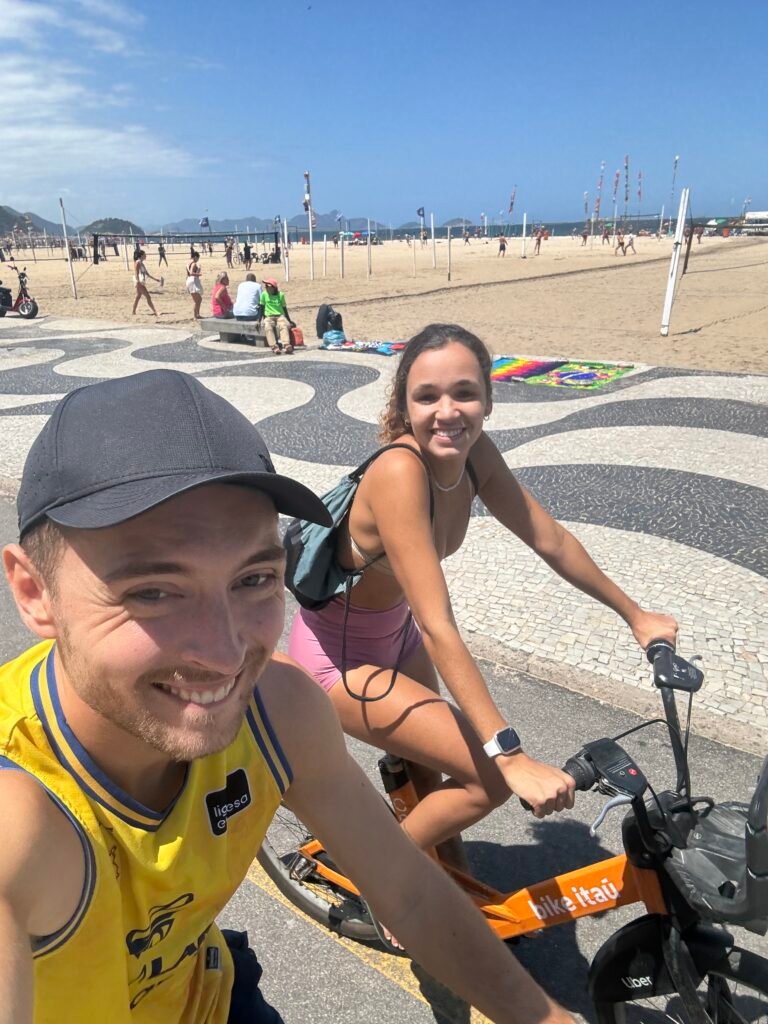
{"left": 433, "top": 468, "right": 466, "bottom": 493}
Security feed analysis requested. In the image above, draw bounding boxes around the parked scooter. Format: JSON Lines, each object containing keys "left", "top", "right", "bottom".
{"left": 0, "top": 265, "right": 39, "bottom": 318}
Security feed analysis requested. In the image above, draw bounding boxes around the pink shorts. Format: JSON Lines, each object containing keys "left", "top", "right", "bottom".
{"left": 288, "top": 599, "right": 424, "bottom": 692}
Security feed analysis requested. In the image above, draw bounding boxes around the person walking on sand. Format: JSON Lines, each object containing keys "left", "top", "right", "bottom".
{"left": 186, "top": 250, "right": 204, "bottom": 319}
{"left": 497, "top": 234, "right": 507, "bottom": 257}
{"left": 158, "top": 242, "right": 168, "bottom": 267}
{"left": 533, "top": 229, "right": 542, "bottom": 256}
{"left": 624, "top": 231, "right": 636, "bottom": 255}
{"left": 602, "top": 226, "right": 610, "bottom": 245}
{"left": 131, "top": 250, "right": 159, "bottom": 317}
{"left": 614, "top": 230, "right": 626, "bottom": 256}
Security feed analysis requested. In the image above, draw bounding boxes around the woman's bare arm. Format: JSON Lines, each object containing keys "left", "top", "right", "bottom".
{"left": 472, "top": 435, "right": 678, "bottom": 648}
{"left": 361, "top": 450, "right": 573, "bottom": 816}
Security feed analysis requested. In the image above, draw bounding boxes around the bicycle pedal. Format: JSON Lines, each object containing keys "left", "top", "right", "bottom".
{"left": 288, "top": 855, "right": 317, "bottom": 882}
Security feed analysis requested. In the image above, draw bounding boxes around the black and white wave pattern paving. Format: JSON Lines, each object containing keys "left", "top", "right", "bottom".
{"left": 1, "top": 317, "right": 766, "bottom": 741}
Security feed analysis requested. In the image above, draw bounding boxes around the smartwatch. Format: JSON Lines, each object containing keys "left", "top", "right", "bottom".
{"left": 483, "top": 726, "right": 522, "bottom": 758}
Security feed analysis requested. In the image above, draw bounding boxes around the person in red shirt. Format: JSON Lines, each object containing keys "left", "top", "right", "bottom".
{"left": 211, "top": 272, "right": 234, "bottom": 319}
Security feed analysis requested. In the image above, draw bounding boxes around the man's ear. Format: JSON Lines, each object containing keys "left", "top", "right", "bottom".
{"left": 2, "top": 544, "right": 58, "bottom": 639}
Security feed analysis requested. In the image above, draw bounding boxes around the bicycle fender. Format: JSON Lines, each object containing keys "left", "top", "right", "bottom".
{"left": 589, "top": 914, "right": 735, "bottom": 1007}
{"left": 589, "top": 914, "right": 675, "bottom": 1006}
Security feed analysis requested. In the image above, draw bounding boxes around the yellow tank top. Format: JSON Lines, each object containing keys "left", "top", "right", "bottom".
{"left": 0, "top": 641, "right": 290, "bottom": 1024}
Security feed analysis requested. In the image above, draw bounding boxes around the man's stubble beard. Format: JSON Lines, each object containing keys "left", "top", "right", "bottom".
{"left": 56, "top": 623, "right": 272, "bottom": 762}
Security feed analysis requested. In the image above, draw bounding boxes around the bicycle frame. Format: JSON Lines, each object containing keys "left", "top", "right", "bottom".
{"left": 293, "top": 835, "right": 666, "bottom": 941}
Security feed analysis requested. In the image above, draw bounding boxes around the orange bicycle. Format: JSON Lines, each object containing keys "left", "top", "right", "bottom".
{"left": 258, "top": 641, "right": 768, "bottom": 1021}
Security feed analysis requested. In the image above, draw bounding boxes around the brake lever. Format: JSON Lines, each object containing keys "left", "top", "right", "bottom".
{"left": 589, "top": 794, "right": 633, "bottom": 836}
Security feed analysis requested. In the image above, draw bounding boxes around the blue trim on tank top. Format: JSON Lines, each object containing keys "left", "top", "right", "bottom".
{"left": 0, "top": 754, "right": 97, "bottom": 956}
{"left": 31, "top": 649, "right": 187, "bottom": 831}
{"left": 253, "top": 688, "right": 292, "bottom": 785}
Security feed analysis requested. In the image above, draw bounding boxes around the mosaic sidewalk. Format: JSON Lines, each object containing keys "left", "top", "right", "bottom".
{"left": 1, "top": 316, "right": 766, "bottom": 751}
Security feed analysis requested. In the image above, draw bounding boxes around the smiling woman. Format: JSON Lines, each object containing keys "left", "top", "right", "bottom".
{"left": 286, "top": 322, "right": 679, "bottom": 869}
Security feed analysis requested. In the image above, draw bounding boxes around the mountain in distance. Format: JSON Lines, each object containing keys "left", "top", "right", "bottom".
{"left": 0, "top": 206, "right": 64, "bottom": 236}
{"left": 151, "top": 216, "right": 275, "bottom": 234}
{"left": 80, "top": 217, "right": 145, "bottom": 236}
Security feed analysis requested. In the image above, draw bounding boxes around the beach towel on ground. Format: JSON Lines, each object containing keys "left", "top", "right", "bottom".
{"left": 491, "top": 357, "right": 567, "bottom": 381}
{"left": 531, "top": 361, "right": 635, "bottom": 389}
{"left": 491, "top": 356, "right": 634, "bottom": 389}
{"left": 320, "top": 338, "right": 408, "bottom": 356}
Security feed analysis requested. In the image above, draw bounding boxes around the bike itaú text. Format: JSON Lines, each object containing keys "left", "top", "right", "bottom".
{"left": 258, "top": 641, "right": 768, "bottom": 1022}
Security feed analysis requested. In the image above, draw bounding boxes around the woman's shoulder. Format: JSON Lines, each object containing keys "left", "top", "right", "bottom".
{"left": 363, "top": 441, "right": 431, "bottom": 491}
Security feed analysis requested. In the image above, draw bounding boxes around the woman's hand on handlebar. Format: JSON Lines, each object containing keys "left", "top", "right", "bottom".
{"left": 627, "top": 608, "right": 679, "bottom": 651}
{"left": 497, "top": 752, "right": 576, "bottom": 818}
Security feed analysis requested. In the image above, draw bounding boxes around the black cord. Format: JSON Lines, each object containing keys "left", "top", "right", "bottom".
{"left": 612, "top": 716, "right": 691, "bottom": 797}
{"left": 340, "top": 576, "right": 414, "bottom": 703}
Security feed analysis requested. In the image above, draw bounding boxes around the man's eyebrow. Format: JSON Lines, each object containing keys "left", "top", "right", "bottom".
{"left": 104, "top": 545, "right": 286, "bottom": 583}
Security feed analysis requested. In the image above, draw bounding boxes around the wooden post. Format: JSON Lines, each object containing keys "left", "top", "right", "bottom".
{"left": 447, "top": 226, "right": 452, "bottom": 281}
{"left": 323, "top": 234, "right": 327, "bottom": 277}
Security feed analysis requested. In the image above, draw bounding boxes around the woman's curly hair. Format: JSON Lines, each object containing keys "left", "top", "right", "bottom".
{"left": 379, "top": 324, "right": 492, "bottom": 444}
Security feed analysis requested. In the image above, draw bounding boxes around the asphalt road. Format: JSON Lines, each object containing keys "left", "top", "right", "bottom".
{"left": 0, "top": 496, "right": 765, "bottom": 1023}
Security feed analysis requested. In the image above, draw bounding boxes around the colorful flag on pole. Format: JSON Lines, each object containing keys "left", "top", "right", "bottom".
{"left": 637, "top": 170, "right": 643, "bottom": 205}
{"left": 199, "top": 216, "right": 209, "bottom": 228}
{"left": 612, "top": 170, "right": 620, "bottom": 203}
{"left": 508, "top": 186, "right": 517, "bottom": 215}
{"left": 624, "top": 155, "right": 630, "bottom": 210}
{"left": 594, "top": 161, "right": 605, "bottom": 218}
{"left": 336, "top": 212, "right": 344, "bottom": 223}
{"left": 416, "top": 207, "right": 425, "bottom": 218}
{"left": 584, "top": 191, "right": 589, "bottom": 216}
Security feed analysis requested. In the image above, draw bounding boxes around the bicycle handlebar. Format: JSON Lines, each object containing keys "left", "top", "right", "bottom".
{"left": 519, "top": 640, "right": 768, "bottom": 929}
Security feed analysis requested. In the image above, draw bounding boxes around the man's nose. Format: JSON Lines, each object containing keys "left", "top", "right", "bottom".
{"left": 178, "top": 597, "right": 247, "bottom": 676}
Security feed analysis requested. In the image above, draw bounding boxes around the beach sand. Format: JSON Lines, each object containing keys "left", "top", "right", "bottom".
{"left": 3, "top": 233, "right": 767, "bottom": 372}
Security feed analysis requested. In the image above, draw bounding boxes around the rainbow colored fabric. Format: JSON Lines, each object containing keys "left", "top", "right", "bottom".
{"left": 491, "top": 357, "right": 634, "bottom": 389}
{"left": 491, "top": 358, "right": 566, "bottom": 381}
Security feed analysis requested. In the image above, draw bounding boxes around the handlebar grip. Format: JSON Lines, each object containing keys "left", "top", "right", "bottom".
{"left": 519, "top": 755, "right": 595, "bottom": 812}
{"left": 646, "top": 637, "right": 675, "bottom": 664}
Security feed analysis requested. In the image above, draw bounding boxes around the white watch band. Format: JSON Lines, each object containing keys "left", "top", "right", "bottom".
{"left": 481, "top": 733, "right": 524, "bottom": 757}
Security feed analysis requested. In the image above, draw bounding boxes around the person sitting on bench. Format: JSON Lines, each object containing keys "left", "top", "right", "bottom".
{"left": 259, "top": 278, "right": 295, "bottom": 354}
{"left": 211, "top": 272, "right": 234, "bottom": 319}
{"left": 233, "top": 274, "right": 263, "bottom": 322}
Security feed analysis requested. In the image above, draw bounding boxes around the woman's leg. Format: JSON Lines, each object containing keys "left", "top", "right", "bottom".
{"left": 396, "top": 646, "right": 472, "bottom": 869}
{"left": 192, "top": 292, "right": 202, "bottom": 319}
{"left": 328, "top": 662, "right": 510, "bottom": 852}
{"left": 141, "top": 285, "right": 157, "bottom": 315}
{"left": 132, "top": 285, "right": 141, "bottom": 314}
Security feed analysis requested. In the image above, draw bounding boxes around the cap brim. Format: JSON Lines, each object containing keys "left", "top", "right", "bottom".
{"left": 45, "top": 471, "right": 332, "bottom": 530}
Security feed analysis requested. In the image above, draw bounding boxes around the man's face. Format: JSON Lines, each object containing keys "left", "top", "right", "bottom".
{"left": 49, "top": 484, "right": 286, "bottom": 762}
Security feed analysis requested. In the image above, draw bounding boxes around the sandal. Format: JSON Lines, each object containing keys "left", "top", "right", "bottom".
{"left": 361, "top": 898, "right": 406, "bottom": 956}
{"left": 284, "top": 345, "right": 294, "bottom": 355}
{"left": 272, "top": 345, "right": 283, "bottom": 355}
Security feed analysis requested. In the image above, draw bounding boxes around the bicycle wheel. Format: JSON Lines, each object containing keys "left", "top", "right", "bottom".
{"left": 257, "top": 803, "right": 378, "bottom": 942}
{"left": 595, "top": 946, "right": 768, "bottom": 1023}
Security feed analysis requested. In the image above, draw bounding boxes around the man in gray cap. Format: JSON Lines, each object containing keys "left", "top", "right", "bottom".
{"left": 0, "top": 370, "right": 573, "bottom": 1024}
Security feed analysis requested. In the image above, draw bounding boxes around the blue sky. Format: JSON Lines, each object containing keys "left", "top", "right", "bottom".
{"left": 1, "top": 0, "right": 765, "bottom": 227}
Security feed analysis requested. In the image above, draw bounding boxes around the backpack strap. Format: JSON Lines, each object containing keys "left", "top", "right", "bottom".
{"left": 350, "top": 443, "right": 435, "bottom": 521}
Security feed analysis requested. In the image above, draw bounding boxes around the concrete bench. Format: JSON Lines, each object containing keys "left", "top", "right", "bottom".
{"left": 198, "top": 317, "right": 268, "bottom": 346}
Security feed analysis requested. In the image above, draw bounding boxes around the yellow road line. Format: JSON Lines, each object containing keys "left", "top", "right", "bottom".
{"left": 246, "top": 860, "right": 490, "bottom": 1023}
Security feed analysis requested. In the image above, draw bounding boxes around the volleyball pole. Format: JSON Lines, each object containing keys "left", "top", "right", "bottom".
{"left": 660, "top": 188, "right": 689, "bottom": 337}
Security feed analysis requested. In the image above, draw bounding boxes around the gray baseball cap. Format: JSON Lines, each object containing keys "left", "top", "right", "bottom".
{"left": 18, "top": 369, "right": 331, "bottom": 536}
